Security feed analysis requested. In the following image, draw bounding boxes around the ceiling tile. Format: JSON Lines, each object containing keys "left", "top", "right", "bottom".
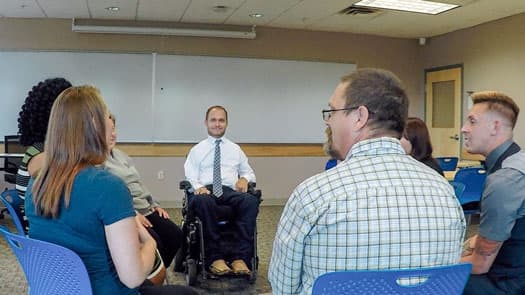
{"left": 311, "top": 11, "right": 429, "bottom": 38}
{"left": 225, "top": 0, "right": 301, "bottom": 26}
{"left": 136, "top": 0, "right": 190, "bottom": 22}
{"left": 180, "top": 0, "right": 245, "bottom": 24}
{"left": 38, "top": 0, "right": 89, "bottom": 18}
{"left": 88, "top": 0, "right": 137, "bottom": 19}
{"left": 0, "top": 0, "right": 45, "bottom": 18}
{"left": 269, "top": 0, "right": 354, "bottom": 28}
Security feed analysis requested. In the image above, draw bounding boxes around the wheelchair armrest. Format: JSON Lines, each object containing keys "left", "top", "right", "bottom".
{"left": 179, "top": 180, "right": 261, "bottom": 198}
{"left": 248, "top": 182, "right": 262, "bottom": 199}
{"left": 179, "top": 180, "right": 193, "bottom": 191}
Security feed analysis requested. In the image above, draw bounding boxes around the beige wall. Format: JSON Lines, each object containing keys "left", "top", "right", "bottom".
{"left": 422, "top": 13, "right": 525, "bottom": 146}
{"left": 0, "top": 18, "right": 425, "bottom": 203}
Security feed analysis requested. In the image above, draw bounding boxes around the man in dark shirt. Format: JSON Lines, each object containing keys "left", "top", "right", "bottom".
{"left": 460, "top": 91, "right": 525, "bottom": 295}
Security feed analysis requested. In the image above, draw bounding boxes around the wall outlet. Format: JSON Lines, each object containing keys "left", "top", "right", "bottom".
{"left": 157, "top": 170, "right": 165, "bottom": 180}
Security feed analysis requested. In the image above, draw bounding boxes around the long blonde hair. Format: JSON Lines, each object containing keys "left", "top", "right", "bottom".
{"left": 32, "top": 85, "right": 109, "bottom": 218}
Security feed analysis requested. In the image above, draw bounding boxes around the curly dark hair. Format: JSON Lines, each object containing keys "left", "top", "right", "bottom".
{"left": 17, "top": 78, "right": 72, "bottom": 146}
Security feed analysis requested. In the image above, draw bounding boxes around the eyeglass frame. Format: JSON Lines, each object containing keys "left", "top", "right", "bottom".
{"left": 321, "top": 106, "right": 360, "bottom": 121}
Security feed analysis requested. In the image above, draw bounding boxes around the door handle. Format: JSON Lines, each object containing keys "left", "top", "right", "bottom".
{"left": 449, "top": 134, "right": 460, "bottom": 141}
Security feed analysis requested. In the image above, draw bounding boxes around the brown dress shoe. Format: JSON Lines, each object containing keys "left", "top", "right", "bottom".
{"left": 210, "top": 259, "right": 231, "bottom": 275}
{"left": 231, "top": 259, "right": 251, "bottom": 275}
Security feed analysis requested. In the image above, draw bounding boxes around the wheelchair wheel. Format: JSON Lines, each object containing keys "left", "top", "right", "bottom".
{"left": 249, "top": 256, "right": 258, "bottom": 284}
{"left": 185, "top": 258, "right": 197, "bottom": 286}
{"left": 249, "top": 270, "right": 257, "bottom": 284}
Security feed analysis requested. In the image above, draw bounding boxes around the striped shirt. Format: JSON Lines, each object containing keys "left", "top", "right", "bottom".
{"left": 269, "top": 137, "right": 466, "bottom": 295}
{"left": 15, "top": 142, "right": 44, "bottom": 199}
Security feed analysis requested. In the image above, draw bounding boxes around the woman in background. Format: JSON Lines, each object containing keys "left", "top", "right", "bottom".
{"left": 16, "top": 77, "right": 72, "bottom": 198}
{"left": 24, "top": 85, "right": 196, "bottom": 295}
{"left": 105, "top": 114, "right": 182, "bottom": 269}
{"left": 400, "top": 117, "right": 444, "bottom": 176}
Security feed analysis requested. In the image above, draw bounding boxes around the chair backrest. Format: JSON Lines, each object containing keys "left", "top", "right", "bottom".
{"left": 312, "top": 263, "right": 472, "bottom": 295}
{"left": 0, "top": 189, "right": 25, "bottom": 236}
{"left": 449, "top": 181, "right": 466, "bottom": 200}
{"left": 453, "top": 167, "right": 487, "bottom": 204}
{"left": 0, "top": 226, "right": 93, "bottom": 295}
{"left": 436, "top": 157, "right": 459, "bottom": 171}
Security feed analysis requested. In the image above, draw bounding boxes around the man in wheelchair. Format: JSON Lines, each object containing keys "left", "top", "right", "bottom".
{"left": 184, "top": 105, "right": 258, "bottom": 276}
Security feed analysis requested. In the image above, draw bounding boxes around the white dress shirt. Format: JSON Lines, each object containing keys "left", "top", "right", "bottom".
{"left": 184, "top": 136, "right": 256, "bottom": 190}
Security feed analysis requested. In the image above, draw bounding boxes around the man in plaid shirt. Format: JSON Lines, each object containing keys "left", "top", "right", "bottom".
{"left": 269, "top": 68, "right": 466, "bottom": 295}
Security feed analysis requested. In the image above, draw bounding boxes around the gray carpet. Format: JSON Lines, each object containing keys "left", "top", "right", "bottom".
{"left": 0, "top": 206, "right": 283, "bottom": 295}
{"left": 0, "top": 206, "right": 477, "bottom": 295}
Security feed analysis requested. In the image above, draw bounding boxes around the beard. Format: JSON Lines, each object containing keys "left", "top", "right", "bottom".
{"left": 323, "top": 127, "right": 342, "bottom": 160}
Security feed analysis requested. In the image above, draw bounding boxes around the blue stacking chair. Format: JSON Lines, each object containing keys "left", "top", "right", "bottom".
{"left": 0, "top": 226, "right": 93, "bottom": 295}
{"left": 325, "top": 159, "right": 338, "bottom": 170}
{"left": 449, "top": 181, "right": 476, "bottom": 224}
{"left": 436, "top": 157, "right": 459, "bottom": 171}
{"left": 312, "top": 263, "right": 472, "bottom": 295}
{"left": 453, "top": 167, "right": 486, "bottom": 206}
{"left": 450, "top": 181, "right": 466, "bottom": 200}
{"left": 0, "top": 189, "right": 25, "bottom": 236}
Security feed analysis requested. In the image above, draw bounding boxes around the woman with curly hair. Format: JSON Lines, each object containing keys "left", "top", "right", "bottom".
{"left": 15, "top": 77, "right": 72, "bottom": 198}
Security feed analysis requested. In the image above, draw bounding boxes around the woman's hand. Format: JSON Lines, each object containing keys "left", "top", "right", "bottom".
{"left": 154, "top": 207, "right": 170, "bottom": 219}
{"left": 136, "top": 212, "right": 153, "bottom": 228}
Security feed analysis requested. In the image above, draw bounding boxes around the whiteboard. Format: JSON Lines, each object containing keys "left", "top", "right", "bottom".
{"left": 154, "top": 55, "right": 355, "bottom": 143}
{"left": 0, "top": 51, "right": 355, "bottom": 143}
{"left": 0, "top": 51, "right": 153, "bottom": 142}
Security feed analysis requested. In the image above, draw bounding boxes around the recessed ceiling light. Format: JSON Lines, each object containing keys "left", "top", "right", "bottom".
{"left": 249, "top": 13, "right": 264, "bottom": 18}
{"left": 354, "top": 0, "right": 459, "bottom": 15}
{"left": 105, "top": 6, "right": 120, "bottom": 12}
{"left": 213, "top": 5, "right": 229, "bottom": 13}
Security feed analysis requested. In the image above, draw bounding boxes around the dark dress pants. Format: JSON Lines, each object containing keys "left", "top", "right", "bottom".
{"left": 145, "top": 210, "right": 183, "bottom": 268}
{"left": 189, "top": 185, "right": 259, "bottom": 267}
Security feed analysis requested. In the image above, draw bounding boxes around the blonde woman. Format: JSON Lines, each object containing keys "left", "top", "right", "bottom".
{"left": 105, "top": 114, "right": 182, "bottom": 269}
{"left": 24, "top": 86, "right": 196, "bottom": 295}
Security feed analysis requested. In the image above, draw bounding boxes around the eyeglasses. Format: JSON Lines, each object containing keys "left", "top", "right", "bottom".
{"left": 322, "top": 106, "right": 359, "bottom": 121}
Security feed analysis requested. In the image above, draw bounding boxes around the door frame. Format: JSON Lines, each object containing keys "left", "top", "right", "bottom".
{"left": 424, "top": 64, "right": 464, "bottom": 158}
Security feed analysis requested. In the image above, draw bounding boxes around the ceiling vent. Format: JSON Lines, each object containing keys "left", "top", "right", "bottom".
{"left": 339, "top": 5, "right": 378, "bottom": 15}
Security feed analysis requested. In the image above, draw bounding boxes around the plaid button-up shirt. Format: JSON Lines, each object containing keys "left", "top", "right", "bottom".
{"left": 269, "top": 137, "right": 466, "bottom": 295}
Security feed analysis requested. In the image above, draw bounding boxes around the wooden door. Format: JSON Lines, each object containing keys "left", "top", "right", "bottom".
{"left": 425, "top": 67, "right": 462, "bottom": 157}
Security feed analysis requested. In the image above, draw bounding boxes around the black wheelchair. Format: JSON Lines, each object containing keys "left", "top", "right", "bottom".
{"left": 174, "top": 180, "right": 262, "bottom": 286}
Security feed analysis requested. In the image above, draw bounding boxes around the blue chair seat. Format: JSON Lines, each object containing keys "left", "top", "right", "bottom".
{"left": 460, "top": 192, "right": 482, "bottom": 205}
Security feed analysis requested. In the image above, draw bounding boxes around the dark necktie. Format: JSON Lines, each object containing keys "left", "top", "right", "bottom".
{"left": 212, "top": 139, "right": 223, "bottom": 197}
